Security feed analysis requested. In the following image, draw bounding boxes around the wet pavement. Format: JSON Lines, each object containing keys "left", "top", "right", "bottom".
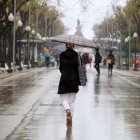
{"left": 0, "top": 67, "right": 140, "bottom": 140}
{"left": 0, "top": 67, "right": 60, "bottom": 140}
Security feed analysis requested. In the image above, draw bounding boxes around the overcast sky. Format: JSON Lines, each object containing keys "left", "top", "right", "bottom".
{"left": 49, "top": 0, "right": 127, "bottom": 39}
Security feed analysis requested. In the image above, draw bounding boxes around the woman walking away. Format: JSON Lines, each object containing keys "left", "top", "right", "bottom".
{"left": 58, "top": 43, "right": 80, "bottom": 127}
{"left": 107, "top": 50, "right": 115, "bottom": 75}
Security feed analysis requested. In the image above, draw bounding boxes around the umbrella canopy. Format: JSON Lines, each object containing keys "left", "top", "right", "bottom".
{"left": 50, "top": 35, "right": 95, "bottom": 48}
{"left": 53, "top": 44, "right": 66, "bottom": 54}
{"left": 75, "top": 47, "right": 94, "bottom": 53}
{"left": 104, "top": 46, "right": 118, "bottom": 51}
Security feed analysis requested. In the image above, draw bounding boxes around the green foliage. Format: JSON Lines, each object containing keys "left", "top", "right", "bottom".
{"left": 124, "top": 0, "right": 140, "bottom": 35}
{"left": 0, "top": 0, "right": 64, "bottom": 45}
{"left": 93, "top": 0, "right": 140, "bottom": 54}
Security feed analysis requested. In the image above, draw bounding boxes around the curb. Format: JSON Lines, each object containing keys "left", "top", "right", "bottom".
{"left": 0, "top": 67, "right": 44, "bottom": 80}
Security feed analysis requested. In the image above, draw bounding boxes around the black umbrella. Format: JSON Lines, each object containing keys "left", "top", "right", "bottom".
{"left": 50, "top": 35, "right": 95, "bottom": 48}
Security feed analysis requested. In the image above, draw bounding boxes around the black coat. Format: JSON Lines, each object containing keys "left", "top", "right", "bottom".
{"left": 58, "top": 49, "right": 80, "bottom": 94}
{"left": 95, "top": 51, "right": 101, "bottom": 64}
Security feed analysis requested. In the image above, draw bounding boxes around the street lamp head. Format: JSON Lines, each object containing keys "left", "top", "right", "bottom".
{"left": 8, "top": 13, "right": 14, "bottom": 22}
{"left": 36, "top": 33, "right": 40, "bottom": 38}
{"left": 108, "top": 38, "right": 112, "bottom": 41}
{"left": 125, "top": 37, "right": 128, "bottom": 43}
{"left": 113, "top": 38, "right": 116, "bottom": 42}
{"left": 127, "top": 36, "right": 131, "bottom": 40}
{"left": 133, "top": 32, "right": 138, "bottom": 38}
{"left": 25, "top": 25, "right": 31, "bottom": 32}
{"left": 17, "top": 19, "right": 23, "bottom": 27}
{"left": 3, "top": 22, "right": 6, "bottom": 26}
{"left": 31, "top": 29, "right": 36, "bottom": 35}
{"left": 36, "top": 33, "right": 42, "bottom": 40}
{"left": 117, "top": 39, "right": 121, "bottom": 43}
{"left": 42, "top": 37, "right": 47, "bottom": 41}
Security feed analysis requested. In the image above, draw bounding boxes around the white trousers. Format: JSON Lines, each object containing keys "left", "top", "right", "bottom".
{"left": 60, "top": 93, "right": 76, "bottom": 116}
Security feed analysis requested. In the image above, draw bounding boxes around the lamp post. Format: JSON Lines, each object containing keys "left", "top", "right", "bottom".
{"left": 8, "top": 13, "right": 14, "bottom": 72}
{"left": 133, "top": 32, "right": 138, "bottom": 71}
{"left": 25, "top": 25, "right": 31, "bottom": 69}
{"left": 117, "top": 39, "right": 121, "bottom": 69}
{"left": 36, "top": 33, "right": 42, "bottom": 63}
{"left": 12, "top": 0, "right": 17, "bottom": 71}
{"left": 127, "top": 36, "right": 131, "bottom": 68}
{"left": 125, "top": 37, "right": 129, "bottom": 68}
{"left": 17, "top": 19, "right": 23, "bottom": 70}
{"left": 31, "top": 29, "right": 35, "bottom": 67}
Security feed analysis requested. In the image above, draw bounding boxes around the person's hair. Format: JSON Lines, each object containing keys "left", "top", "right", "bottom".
{"left": 65, "top": 43, "right": 75, "bottom": 49}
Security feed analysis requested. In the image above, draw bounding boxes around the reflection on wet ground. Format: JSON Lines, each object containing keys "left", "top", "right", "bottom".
{"left": 125, "top": 76, "right": 140, "bottom": 85}
{"left": 2, "top": 68, "right": 140, "bottom": 140}
{"left": 0, "top": 68, "right": 52, "bottom": 112}
{"left": 66, "top": 127, "right": 72, "bottom": 140}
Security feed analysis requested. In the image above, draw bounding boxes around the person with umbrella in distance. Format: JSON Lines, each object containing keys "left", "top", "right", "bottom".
{"left": 57, "top": 43, "right": 80, "bottom": 127}
{"left": 94, "top": 48, "right": 102, "bottom": 76}
{"left": 106, "top": 50, "right": 115, "bottom": 75}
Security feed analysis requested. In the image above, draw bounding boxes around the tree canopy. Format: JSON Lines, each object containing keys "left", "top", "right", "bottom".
{"left": 93, "top": 0, "right": 140, "bottom": 53}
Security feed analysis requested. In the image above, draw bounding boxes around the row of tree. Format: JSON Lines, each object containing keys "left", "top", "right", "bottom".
{"left": 93, "top": 0, "right": 140, "bottom": 53}
{"left": 0, "top": 0, "right": 65, "bottom": 36}
{"left": 0, "top": 0, "right": 65, "bottom": 63}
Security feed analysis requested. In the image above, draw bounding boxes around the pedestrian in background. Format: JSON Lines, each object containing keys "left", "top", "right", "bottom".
{"left": 106, "top": 50, "right": 115, "bottom": 75}
{"left": 57, "top": 43, "right": 80, "bottom": 127}
{"left": 94, "top": 48, "right": 102, "bottom": 76}
{"left": 82, "top": 53, "right": 89, "bottom": 70}
{"left": 45, "top": 54, "right": 50, "bottom": 67}
{"left": 88, "top": 53, "right": 93, "bottom": 68}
